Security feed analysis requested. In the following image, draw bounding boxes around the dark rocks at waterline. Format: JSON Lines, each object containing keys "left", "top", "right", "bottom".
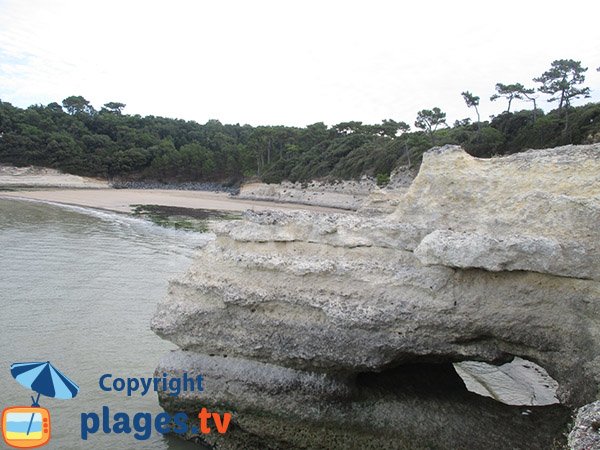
{"left": 111, "top": 180, "right": 240, "bottom": 194}
{"left": 156, "top": 351, "right": 571, "bottom": 450}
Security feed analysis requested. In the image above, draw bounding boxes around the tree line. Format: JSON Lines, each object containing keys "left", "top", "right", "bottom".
{"left": 0, "top": 59, "right": 598, "bottom": 185}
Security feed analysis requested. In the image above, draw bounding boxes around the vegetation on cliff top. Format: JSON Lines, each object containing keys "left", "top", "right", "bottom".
{"left": 0, "top": 59, "right": 598, "bottom": 184}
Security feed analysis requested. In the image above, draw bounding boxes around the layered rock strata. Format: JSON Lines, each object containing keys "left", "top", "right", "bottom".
{"left": 152, "top": 144, "right": 600, "bottom": 449}
{"left": 235, "top": 178, "right": 377, "bottom": 210}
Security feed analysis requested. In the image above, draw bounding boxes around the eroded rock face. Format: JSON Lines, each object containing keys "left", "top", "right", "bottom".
{"left": 151, "top": 144, "right": 600, "bottom": 449}
{"left": 414, "top": 230, "right": 596, "bottom": 280}
{"left": 235, "top": 178, "right": 378, "bottom": 210}
{"left": 399, "top": 146, "right": 600, "bottom": 278}
{"left": 569, "top": 401, "right": 600, "bottom": 450}
{"left": 392, "top": 145, "right": 600, "bottom": 241}
{"left": 156, "top": 351, "right": 570, "bottom": 450}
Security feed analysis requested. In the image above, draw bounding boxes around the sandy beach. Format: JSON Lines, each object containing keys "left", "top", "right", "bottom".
{"left": 0, "top": 164, "right": 359, "bottom": 214}
{"left": 0, "top": 164, "right": 351, "bottom": 214}
{"left": 0, "top": 188, "right": 346, "bottom": 214}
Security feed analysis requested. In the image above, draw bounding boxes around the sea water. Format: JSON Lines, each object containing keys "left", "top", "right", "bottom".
{"left": 0, "top": 198, "right": 208, "bottom": 449}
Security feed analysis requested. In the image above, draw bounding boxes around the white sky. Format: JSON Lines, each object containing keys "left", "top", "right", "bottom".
{"left": 0, "top": 0, "right": 599, "bottom": 127}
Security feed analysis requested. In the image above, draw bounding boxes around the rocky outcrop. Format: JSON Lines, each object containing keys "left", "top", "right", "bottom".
{"left": 395, "top": 146, "right": 600, "bottom": 281}
{"left": 157, "top": 351, "right": 570, "bottom": 450}
{"left": 358, "top": 166, "right": 418, "bottom": 215}
{"left": 569, "top": 401, "right": 600, "bottom": 450}
{"left": 414, "top": 230, "right": 597, "bottom": 280}
{"left": 235, "top": 178, "right": 378, "bottom": 210}
{"left": 235, "top": 166, "right": 417, "bottom": 212}
{"left": 152, "top": 144, "right": 600, "bottom": 449}
{"left": 357, "top": 187, "right": 408, "bottom": 215}
{"left": 0, "top": 164, "right": 108, "bottom": 188}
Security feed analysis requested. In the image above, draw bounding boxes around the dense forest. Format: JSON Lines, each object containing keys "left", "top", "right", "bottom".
{"left": 0, "top": 59, "right": 598, "bottom": 185}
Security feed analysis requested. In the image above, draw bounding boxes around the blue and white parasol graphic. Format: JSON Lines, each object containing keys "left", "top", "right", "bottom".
{"left": 10, "top": 361, "right": 79, "bottom": 435}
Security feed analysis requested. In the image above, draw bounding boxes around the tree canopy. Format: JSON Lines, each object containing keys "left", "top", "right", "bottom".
{"left": 533, "top": 59, "right": 591, "bottom": 110}
{"left": 461, "top": 91, "right": 481, "bottom": 134}
{"left": 0, "top": 58, "right": 598, "bottom": 185}
{"left": 414, "top": 108, "right": 447, "bottom": 145}
{"left": 490, "top": 83, "right": 534, "bottom": 113}
{"left": 62, "top": 95, "right": 95, "bottom": 115}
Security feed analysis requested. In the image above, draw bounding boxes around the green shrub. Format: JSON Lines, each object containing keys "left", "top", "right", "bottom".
{"left": 376, "top": 173, "right": 390, "bottom": 186}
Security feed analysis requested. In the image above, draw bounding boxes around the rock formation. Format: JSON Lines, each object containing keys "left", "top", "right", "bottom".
{"left": 569, "top": 401, "right": 600, "bottom": 449}
{"left": 235, "top": 178, "right": 378, "bottom": 210}
{"left": 0, "top": 164, "right": 109, "bottom": 188}
{"left": 152, "top": 144, "right": 600, "bottom": 449}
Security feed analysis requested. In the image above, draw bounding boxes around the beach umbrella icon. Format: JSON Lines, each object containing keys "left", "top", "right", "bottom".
{"left": 10, "top": 361, "right": 79, "bottom": 435}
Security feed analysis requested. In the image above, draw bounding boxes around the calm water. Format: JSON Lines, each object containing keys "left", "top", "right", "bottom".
{"left": 0, "top": 199, "right": 209, "bottom": 449}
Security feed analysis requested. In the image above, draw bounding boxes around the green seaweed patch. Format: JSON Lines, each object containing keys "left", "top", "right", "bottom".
{"left": 131, "top": 204, "right": 241, "bottom": 232}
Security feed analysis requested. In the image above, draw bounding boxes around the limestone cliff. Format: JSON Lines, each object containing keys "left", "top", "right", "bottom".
{"left": 152, "top": 144, "right": 600, "bottom": 449}
{"left": 235, "top": 178, "right": 378, "bottom": 210}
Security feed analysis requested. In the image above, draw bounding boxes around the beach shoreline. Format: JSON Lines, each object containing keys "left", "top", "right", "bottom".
{"left": 0, "top": 164, "right": 355, "bottom": 214}
{"left": 0, "top": 188, "right": 349, "bottom": 215}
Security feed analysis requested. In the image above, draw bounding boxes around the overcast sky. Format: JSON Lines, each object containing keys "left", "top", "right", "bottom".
{"left": 0, "top": 0, "right": 599, "bottom": 127}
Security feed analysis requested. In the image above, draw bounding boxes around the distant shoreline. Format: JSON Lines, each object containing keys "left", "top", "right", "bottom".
{"left": 0, "top": 164, "right": 109, "bottom": 189}
{"left": 0, "top": 188, "right": 348, "bottom": 215}
{"left": 0, "top": 164, "right": 363, "bottom": 213}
